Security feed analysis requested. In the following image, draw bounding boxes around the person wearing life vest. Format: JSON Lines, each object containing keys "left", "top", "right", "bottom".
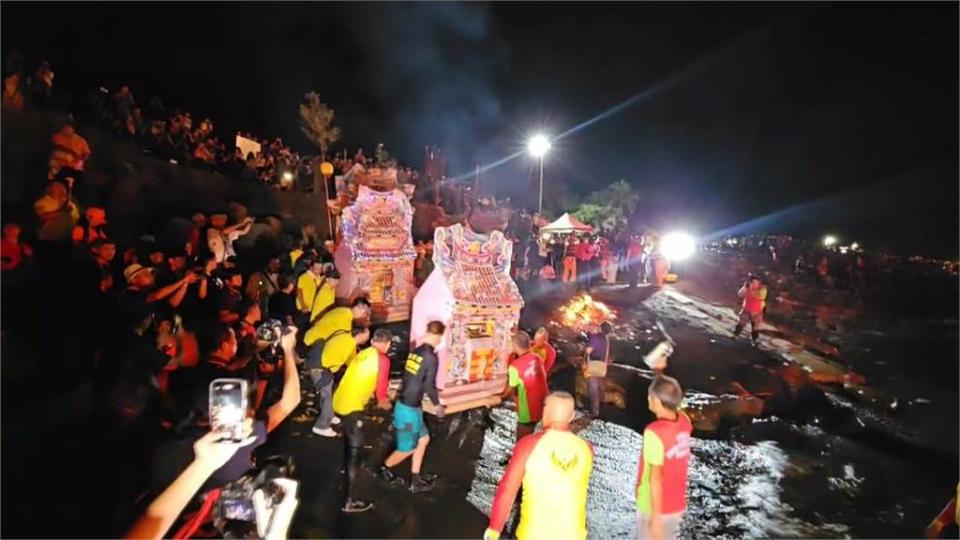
{"left": 331, "top": 328, "right": 393, "bottom": 513}
{"left": 733, "top": 275, "right": 768, "bottom": 346}
{"left": 636, "top": 375, "right": 693, "bottom": 540}
{"left": 503, "top": 331, "right": 549, "bottom": 440}
{"left": 484, "top": 391, "right": 594, "bottom": 540}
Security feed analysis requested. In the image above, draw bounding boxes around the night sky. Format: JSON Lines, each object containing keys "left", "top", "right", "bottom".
{"left": 2, "top": 2, "right": 957, "bottom": 256}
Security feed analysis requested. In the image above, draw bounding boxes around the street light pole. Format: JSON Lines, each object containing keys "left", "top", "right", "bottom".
{"left": 528, "top": 133, "right": 551, "bottom": 215}
{"left": 538, "top": 155, "right": 544, "bottom": 215}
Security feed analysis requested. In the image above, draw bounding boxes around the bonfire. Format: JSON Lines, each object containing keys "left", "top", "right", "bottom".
{"left": 555, "top": 294, "right": 617, "bottom": 332}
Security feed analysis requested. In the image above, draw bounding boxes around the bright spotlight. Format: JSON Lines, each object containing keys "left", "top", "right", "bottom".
{"left": 662, "top": 232, "right": 696, "bottom": 261}
{"left": 823, "top": 235, "right": 838, "bottom": 247}
{"left": 850, "top": 242, "right": 860, "bottom": 251}
{"left": 528, "top": 134, "right": 551, "bottom": 157}
{"left": 282, "top": 171, "right": 294, "bottom": 181}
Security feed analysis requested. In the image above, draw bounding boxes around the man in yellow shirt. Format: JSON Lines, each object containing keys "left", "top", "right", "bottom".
{"left": 332, "top": 329, "right": 393, "bottom": 513}
{"left": 310, "top": 268, "right": 339, "bottom": 323}
{"left": 484, "top": 392, "right": 593, "bottom": 540}
{"left": 295, "top": 260, "right": 325, "bottom": 330}
{"left": 304, "top": 297, "right": 371, "bottom": 349}
{"left": 312, "top": 324, "right": 369, "bottom": 438}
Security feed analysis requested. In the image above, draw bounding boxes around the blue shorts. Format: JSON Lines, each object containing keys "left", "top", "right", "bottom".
{"left": 393, "top": 402, "right": 428, "bottom": 452}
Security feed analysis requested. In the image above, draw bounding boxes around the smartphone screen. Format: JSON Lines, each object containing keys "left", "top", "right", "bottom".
{"left": 209, "top": 378, "right": 248, "bottom": 443}
{"left": 221, "top": 498, "right": 256, "bottom": 522}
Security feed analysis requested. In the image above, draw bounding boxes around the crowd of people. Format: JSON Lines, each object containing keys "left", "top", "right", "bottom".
{"left": 481, "top": 328, "right": 693, "bottom": 540}
{"left": 5, "top": 52, "right": 724, "bottom": 540}
{"left": 507, "top": 229, "right": 673, "bottom": 291}
{"left": 88, "top": 84, "right": 314, "bottom": 189}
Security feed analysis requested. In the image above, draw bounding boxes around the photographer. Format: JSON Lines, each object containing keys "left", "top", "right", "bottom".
{"left": 127, "top": 425, "right": 256, "bottom": 540}
{"left": 151, "top": 324, "right": 300, "bottom": 498}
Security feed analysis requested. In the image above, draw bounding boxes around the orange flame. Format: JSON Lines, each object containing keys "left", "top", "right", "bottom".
{"left": 555, "top": 294, "right": 617, "bottom": 331}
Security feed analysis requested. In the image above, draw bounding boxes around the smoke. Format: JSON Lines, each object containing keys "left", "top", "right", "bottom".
{"left": 351, "top": 3, "right": 507, "bottom": 172}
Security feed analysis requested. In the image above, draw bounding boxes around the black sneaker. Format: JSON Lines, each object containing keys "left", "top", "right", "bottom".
{"left": 379, "top": 466, "right": 405, "bottom": 487}
{"left": 409, "top": 476, "right": 435, "bottom": 494}
{"left": 419, "top": 472, "right": 438, "bottom": 483}
{"left": 342, "top": 499, "right": 374, "bottom": 513}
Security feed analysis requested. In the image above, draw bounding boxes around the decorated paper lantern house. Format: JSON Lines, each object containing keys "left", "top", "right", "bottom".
{"left": 410, "top": 223, "right": 524, "bottom": 413}
{"left": 334, "top": 184, "right": 417, "bottom": 323}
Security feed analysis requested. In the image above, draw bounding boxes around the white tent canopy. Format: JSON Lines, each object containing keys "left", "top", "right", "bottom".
{"left": 539, "top": 212, "right": 594, "bottom": 233}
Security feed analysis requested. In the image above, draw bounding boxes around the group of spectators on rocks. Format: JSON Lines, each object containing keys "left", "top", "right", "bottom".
{"left": 88, "top": 84, "right": 312, "bottom": 190}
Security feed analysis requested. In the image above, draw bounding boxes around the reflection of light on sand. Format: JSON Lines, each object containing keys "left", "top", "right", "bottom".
{"left": 468, "top": 407, "right": 849, "bottom": 539}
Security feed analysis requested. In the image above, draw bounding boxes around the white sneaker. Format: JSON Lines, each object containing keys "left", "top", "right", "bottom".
{"left": 312, "top": 427, "right": 338, "bottom": 437}
{"left": 331, "top": 416, "right": 341, "bottom": 426}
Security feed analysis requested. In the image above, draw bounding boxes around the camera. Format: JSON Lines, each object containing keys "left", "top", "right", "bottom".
{"left": 214, "top": 457, "right": 295, "bottom": 537}
{"left": 255, "top": 319, "right": 284, "bottom": 344}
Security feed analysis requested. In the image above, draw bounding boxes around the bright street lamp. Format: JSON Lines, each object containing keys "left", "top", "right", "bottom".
{"left": 823, "top": 235, "right": 838, "bottom": 248}
{"left": 528, "top": 134, "right": 551, "bottom": 214}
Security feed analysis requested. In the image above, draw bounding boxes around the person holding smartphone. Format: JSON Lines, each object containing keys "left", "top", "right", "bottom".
{"left": 151, "top": 325, "right": 300, "bottom": 495}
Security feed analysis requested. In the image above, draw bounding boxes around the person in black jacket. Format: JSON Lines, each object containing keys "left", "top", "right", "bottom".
{"left": 378, "top": 320, "right": 446, "bottom": 493}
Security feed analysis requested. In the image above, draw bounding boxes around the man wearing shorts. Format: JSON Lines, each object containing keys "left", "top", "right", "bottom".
{"left": 331, "top": 329, "right": 393, "bottom": 513}
{"left": 378, "top": 320, "right": 446, "bottom": 493}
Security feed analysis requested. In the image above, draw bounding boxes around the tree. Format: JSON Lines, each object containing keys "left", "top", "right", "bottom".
{"left": 299, "top": 92, "right": 341, "bottom": 160}
{"left": 572, "top": 203, "right": 607, "bottom": 227}
{"left": 572, "top": 179, "right": 641, "bottom": 229}
{"left": 604, "top": 179, "right": 640, "bottom": 220}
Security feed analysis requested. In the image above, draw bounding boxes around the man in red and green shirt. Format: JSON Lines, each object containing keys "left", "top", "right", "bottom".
{"left": 636, "top": 375, "right": 692, "bottom": 540}
{"left": 503, "top": 331, "right": 549, "bottom": 440}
